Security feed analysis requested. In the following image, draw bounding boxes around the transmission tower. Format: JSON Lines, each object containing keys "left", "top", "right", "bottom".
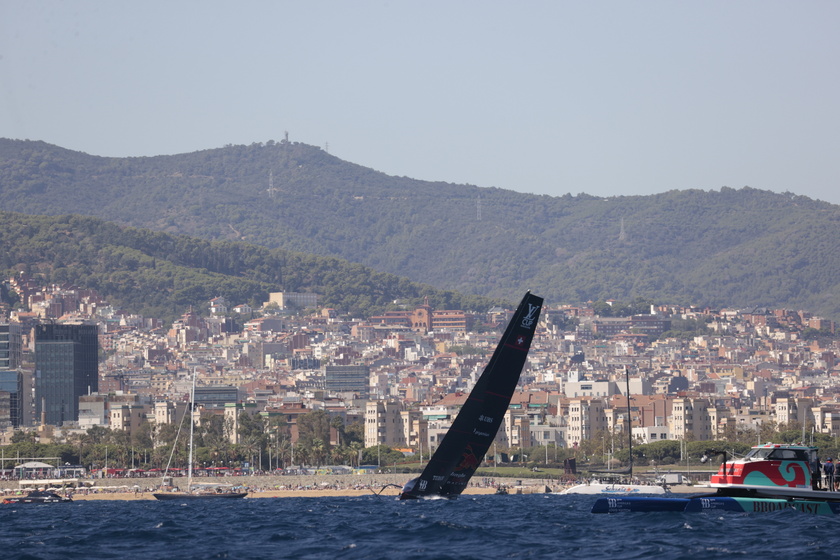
{"left": 267, "top": 171, "right": 277, "bottom": 199}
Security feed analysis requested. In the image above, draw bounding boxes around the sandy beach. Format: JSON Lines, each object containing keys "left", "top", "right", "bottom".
{"left": 0, "top": 473, "right": 561, "bottom": 500}
{"left": 1, "top": 473, "right": 700, "bottom": 501}
{"left": 64, "top": 487, "right": 495, "bottom": 501}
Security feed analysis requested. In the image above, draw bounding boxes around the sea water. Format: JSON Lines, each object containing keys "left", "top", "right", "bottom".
{"left": 1, "top": 493, "right": 836, "bottom": 559}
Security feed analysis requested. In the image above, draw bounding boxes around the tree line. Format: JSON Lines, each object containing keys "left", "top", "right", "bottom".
{"left": 6, "top": 412, "right": 836, "bottom": 477}
{"left": 0, "top": 210, "right": 503, "bottom": 323}
{"left": 3, "top": 410, "right": 413, "bottom": 474}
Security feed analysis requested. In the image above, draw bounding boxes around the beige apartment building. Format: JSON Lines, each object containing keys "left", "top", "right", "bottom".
{"left": 365, "top": 399, "right": 406, "bottom": 448}
{"left": 567, "top": 397, "right": 608, "bottom": 447}
{"left": 670, "top": 397, "right": 713, "bottom": 440}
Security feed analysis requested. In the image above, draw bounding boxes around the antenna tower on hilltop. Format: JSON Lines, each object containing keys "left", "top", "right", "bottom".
{"left": 267, "top": 171, "right": 277, "bottom": 199}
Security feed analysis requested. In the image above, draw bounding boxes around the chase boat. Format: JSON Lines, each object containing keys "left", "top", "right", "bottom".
{"left": 593, "top": 443, "right": 840, "bottom": 515}
{"left": 3, "top": 490, "right": 73, "bottom": 504}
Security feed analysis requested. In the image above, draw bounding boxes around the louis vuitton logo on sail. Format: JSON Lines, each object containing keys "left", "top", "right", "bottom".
{"left": 521, "top": 303, "right": 540, "bottom": 329}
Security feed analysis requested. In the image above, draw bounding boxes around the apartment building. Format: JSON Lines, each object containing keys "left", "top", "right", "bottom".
{"left": 224, "top": 402, "right": 260, "bottom": 444}
{"left": 498, "top": 409, "right": 532, "bottom": 448}
{"left": 365, "top": 399, "right": 405, "bottom": 448}
{"left": 670, "top": 397, "right": 713, "bottom": 440}
{"left": 774, "top": 397, "right": 815, "bottom": 426}
{"left": 567, "top": 397, "right": 608, "bottom": 447}
{"left": 265, "top": 292, "right": 318, "bottom": 311}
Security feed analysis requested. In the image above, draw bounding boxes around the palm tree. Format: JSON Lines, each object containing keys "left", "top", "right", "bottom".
{"left": 295, "top": 442, "right": 312, "bottom": 467}
{"left": 202, "top": 418, "right": 231, "bottom": 468}
{"left": 275, "top": 437, "right": 292, "bottom": 469}
{"left": 151, "top": 444, "right": 171, "bottom": 469}
{"left": 240, "top": 434, "right": 262, "bottom": 471}
{"left": 348, "top": 442, "right": 364, "bottom": 467}
{"left": 66, "top": 432, "right": 85, "bottom": 465}
{"left": 330, "top": 445, "right": 348, "bottom": 466}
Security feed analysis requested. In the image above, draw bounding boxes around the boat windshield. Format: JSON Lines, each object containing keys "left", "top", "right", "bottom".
{"left": 745, "top": 448, "right": 774, "bottom": 460}
{"left": 745, "top": 447, "right": 808, "bottom": 461}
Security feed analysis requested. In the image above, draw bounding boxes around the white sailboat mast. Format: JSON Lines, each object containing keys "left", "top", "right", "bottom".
{"left": 188, "top": 367, "right": 196, "bottom": 491}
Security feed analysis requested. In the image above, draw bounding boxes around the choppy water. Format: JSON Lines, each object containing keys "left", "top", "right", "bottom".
{"left": 2, "top": 493, "right": 838, "bottom": 559}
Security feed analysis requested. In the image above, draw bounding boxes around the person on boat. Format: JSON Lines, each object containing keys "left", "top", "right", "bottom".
{"left": 810, "top": 454, "right": 822, "bottom": 490}
{"left": 824, "top": 458, "right": 835, "bottom": 491}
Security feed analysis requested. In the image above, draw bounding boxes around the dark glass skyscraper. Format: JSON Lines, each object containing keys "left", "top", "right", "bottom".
{"left": 35, "top": 323, "right": 98, "bottom": 426}
{"left": 324, "top": 365, "right": 369, "bottom": 397}
{"left": 0, "top": 323, "right": 23, "bottom": 427}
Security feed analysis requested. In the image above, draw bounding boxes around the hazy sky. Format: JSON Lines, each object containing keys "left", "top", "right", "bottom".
{"left": 2, "top": 1, "right": 838, "bottom": 203}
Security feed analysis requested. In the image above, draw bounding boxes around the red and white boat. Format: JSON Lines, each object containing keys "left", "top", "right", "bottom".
{"left": 705, "top": 442, "right": 828, "bottom": 500}
{"left": 593, "top": 443, "right": 840, "bottom": 515}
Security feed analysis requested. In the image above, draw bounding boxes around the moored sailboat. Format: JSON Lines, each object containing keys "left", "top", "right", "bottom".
{"left": 154, "top": 368, "right": 247, "bottom": 500}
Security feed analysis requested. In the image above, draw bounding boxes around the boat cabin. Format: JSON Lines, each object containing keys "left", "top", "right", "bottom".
{"left": 710, "top": 443, "right": 816, "bottom": 489}
{"left": 743, "top": 445, "right": 811, "bottom": 462}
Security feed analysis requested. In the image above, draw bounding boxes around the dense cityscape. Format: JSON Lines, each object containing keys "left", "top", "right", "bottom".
{"left": 2, "top": 272, "right": 839, "bottom": 477}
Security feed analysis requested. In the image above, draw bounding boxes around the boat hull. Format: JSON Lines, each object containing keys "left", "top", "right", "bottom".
{"left": 3, "top": 496, "right": 72, "bottom": 504}
{"left": 560, "top": 483, "right": 667, "bottom": 495}
{"left": 592, "top": 496, "right": 691, "bottom": 513}
{"left": 153, "top": 492, "right": 247, "bottom": 500}
{"left": 592, "top": 495, "right": 840, "bottom": 515}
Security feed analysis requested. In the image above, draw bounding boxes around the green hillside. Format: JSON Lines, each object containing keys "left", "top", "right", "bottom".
{"left": 2, "top": 138, "right": 840, "bottom": 318}
{"left": 0, "top": 211, "right": 501, "bottom": 321}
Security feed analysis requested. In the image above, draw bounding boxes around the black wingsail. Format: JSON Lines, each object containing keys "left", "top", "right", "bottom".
{"left": 400, "top": 291, "right": 543, "bottom": 499}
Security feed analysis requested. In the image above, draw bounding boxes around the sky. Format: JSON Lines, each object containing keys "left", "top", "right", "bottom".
{"left": 2, "top": 1, "right": 839, "bottom": 203}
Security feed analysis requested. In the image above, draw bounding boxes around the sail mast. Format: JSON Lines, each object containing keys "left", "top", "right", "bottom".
{"left": 626, "top": 365, "right": 633, "bottom": 479}
{"left": 188, "top": 367, "right": 196, "bottom": 492}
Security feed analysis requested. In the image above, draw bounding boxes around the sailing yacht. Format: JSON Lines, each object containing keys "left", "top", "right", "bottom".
{"left": 400, "top": 291, "right": 543, "bottom": 499}
{"left": 154, "top": 369, "right": 247, "bottom": 500}
{"left": 560, "top": 366, "right": 665, "bottom": 496}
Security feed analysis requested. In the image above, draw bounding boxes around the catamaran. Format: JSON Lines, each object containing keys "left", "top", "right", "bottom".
{"left": 560, "top": 366, "right": 666, "bottom": 496}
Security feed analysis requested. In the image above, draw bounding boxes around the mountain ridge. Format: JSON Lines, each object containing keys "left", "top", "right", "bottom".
{"left": 2, "top": 138, "right": 839, "bottom": 318}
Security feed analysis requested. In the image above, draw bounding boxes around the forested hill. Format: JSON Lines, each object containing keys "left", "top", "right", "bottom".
{"left": 0, "top": 211, "right": 501, "bottom": 321}
{"left": 2, "top": 138, "right": 840, "bottom": 318}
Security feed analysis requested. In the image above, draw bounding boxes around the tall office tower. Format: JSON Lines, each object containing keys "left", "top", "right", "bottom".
{"left": 0, "top": 322, "right": 23, "bottom": 427}
{"left": 35, "top": 323, "right": 99, "bottom": 426}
